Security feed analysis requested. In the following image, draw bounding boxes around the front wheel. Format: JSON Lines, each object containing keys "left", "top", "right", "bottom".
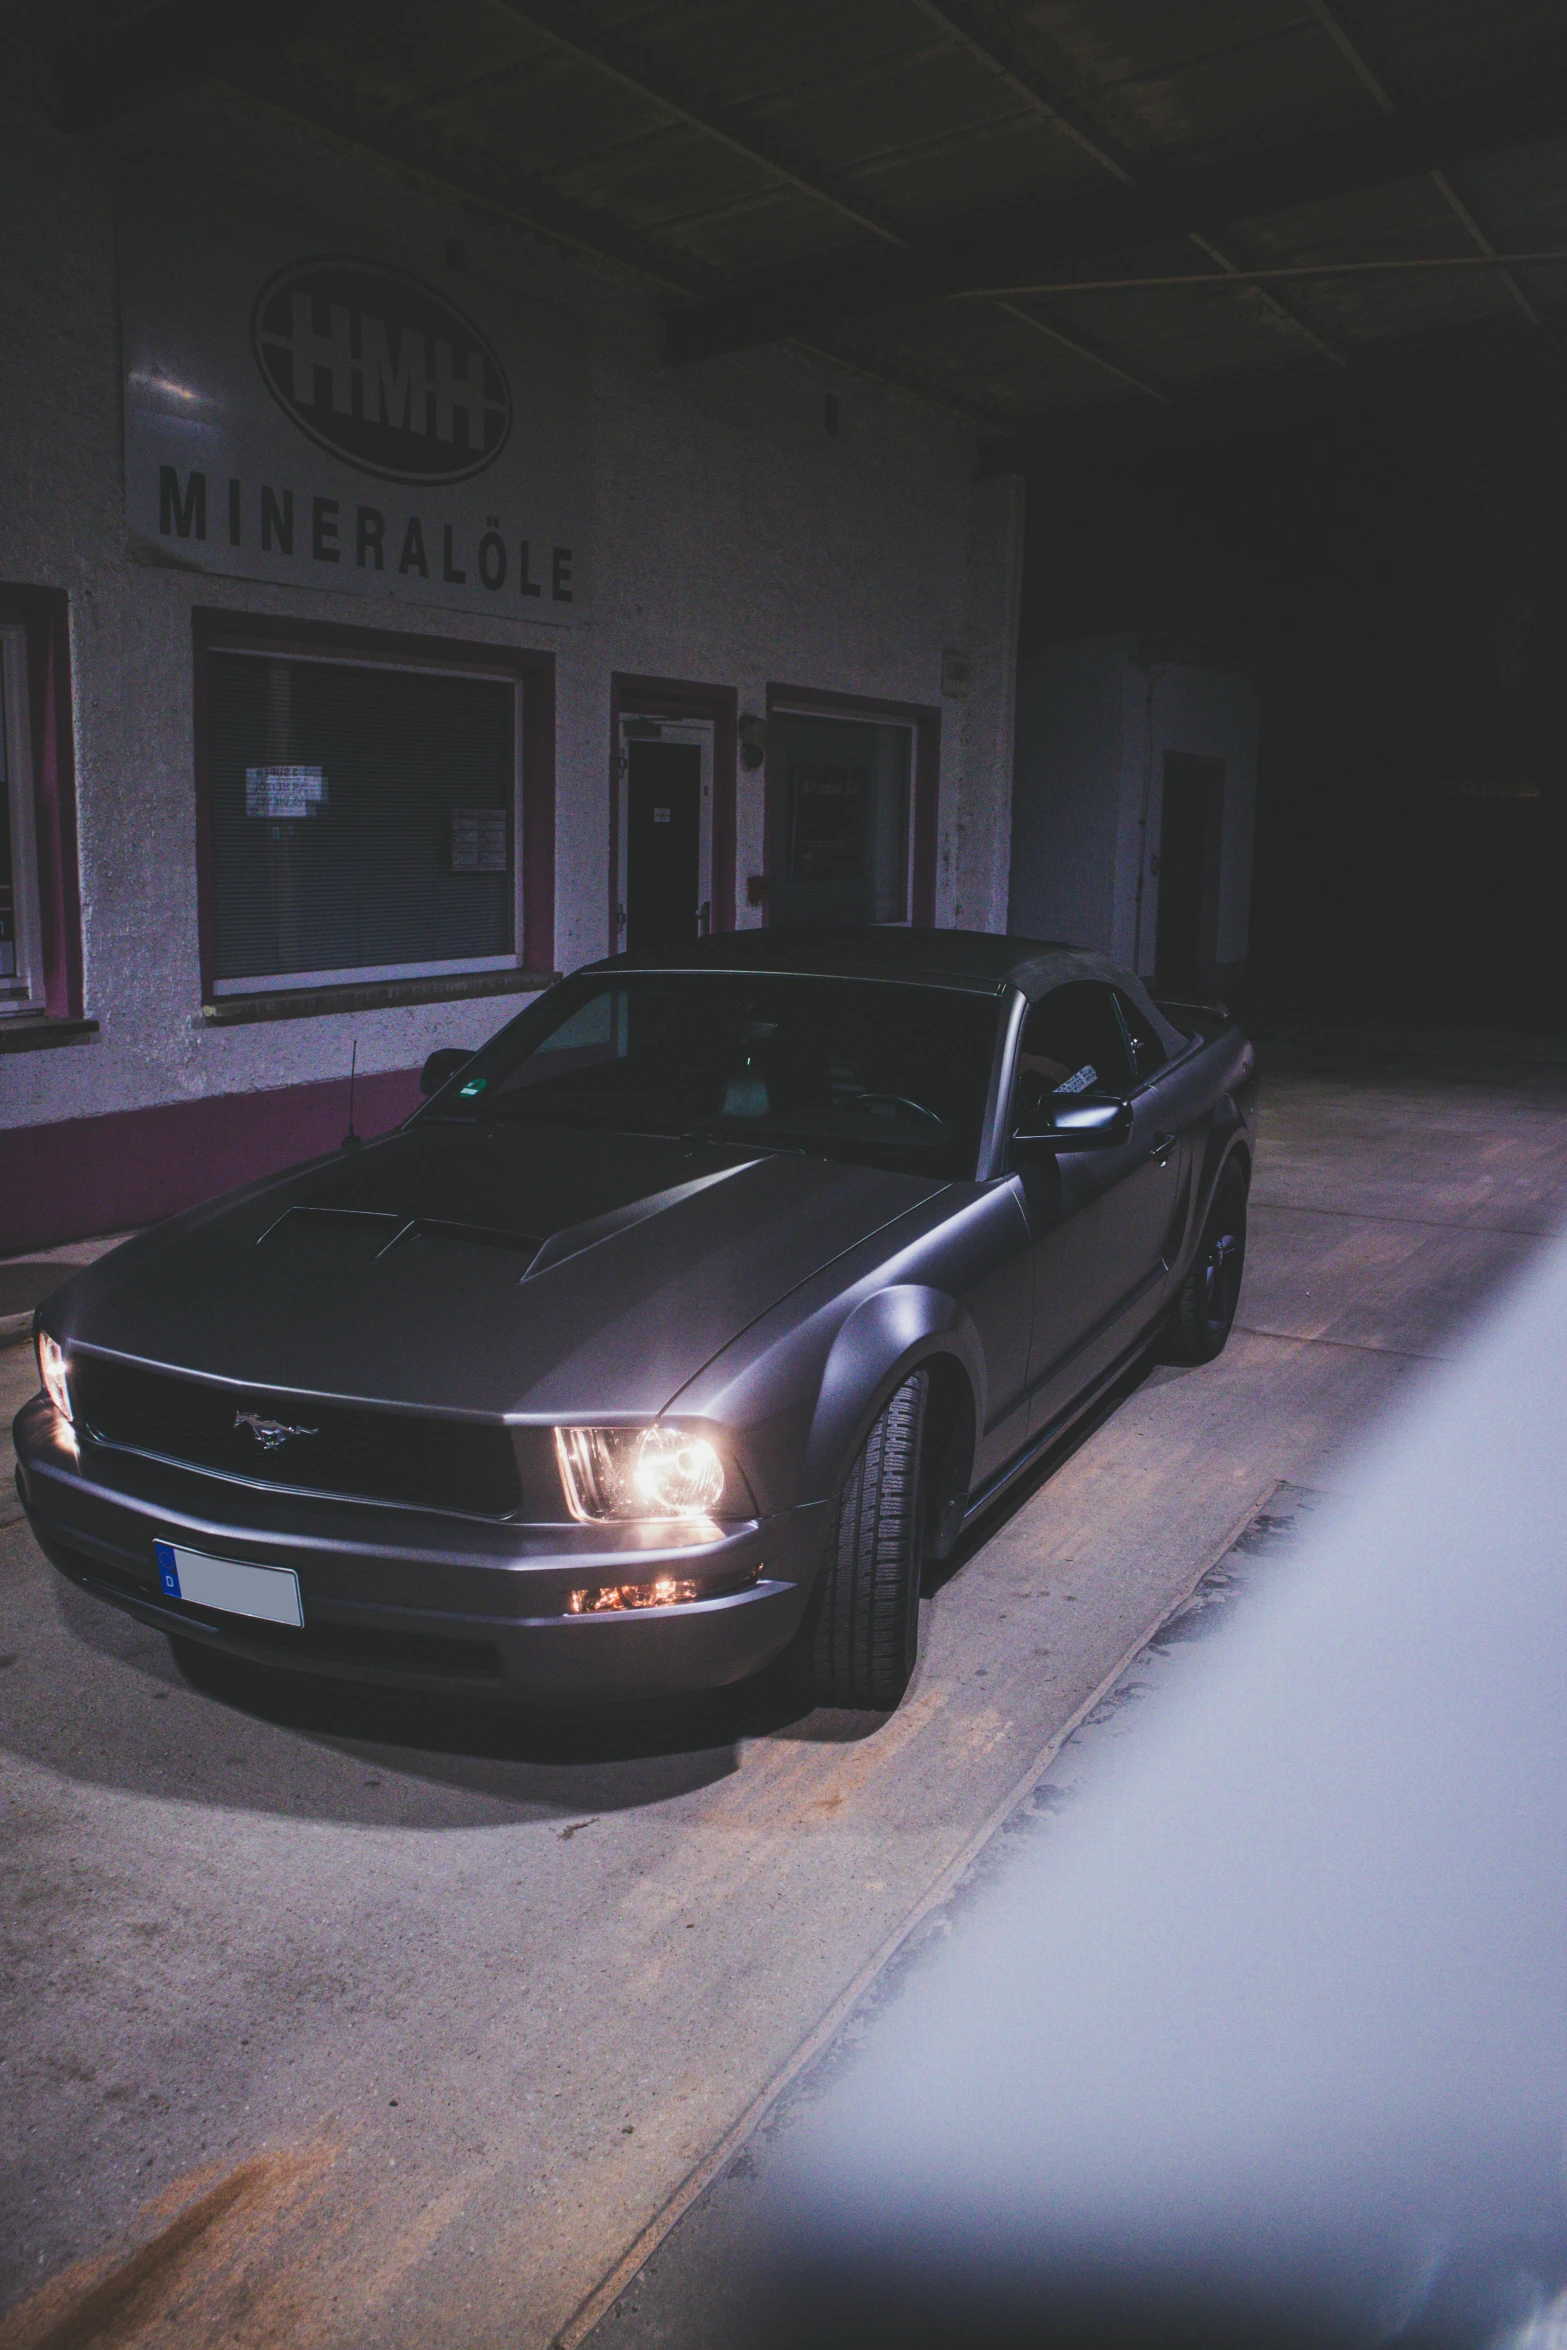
{"left": 1167, "top": 1163, "right": 1247, "bottom": 1364}
{"left": 809, "top": 1370, "right": 928, "bottom": 1709}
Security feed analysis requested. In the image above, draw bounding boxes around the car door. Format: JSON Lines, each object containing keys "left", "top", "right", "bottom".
{"left": 1009, "top": 981, "right": 1186, "bottom": 1436}
{"left": 1108, "top": 980, "right": 1195, "bottom": 1320}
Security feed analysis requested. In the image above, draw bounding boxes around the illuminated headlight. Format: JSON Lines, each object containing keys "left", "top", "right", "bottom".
{"left": 36, "top": 1329, "right": 73, "bottom": 1422}
{"left": 554, "top": 1424, "right": 737, "bottom": 1524}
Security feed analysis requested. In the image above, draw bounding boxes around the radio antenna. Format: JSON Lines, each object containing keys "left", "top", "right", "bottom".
{"left": 342, "top": 1040, "right": 362, "bottom": 1149}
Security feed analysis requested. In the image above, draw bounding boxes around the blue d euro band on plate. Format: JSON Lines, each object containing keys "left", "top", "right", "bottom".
{"left": 153, "top": 1541, "right": 305, "bottom": 1627}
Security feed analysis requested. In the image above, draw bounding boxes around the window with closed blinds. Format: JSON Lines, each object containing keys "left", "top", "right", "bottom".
{"left": 0, "top": 646, "right": 15, "bottom": 991}
{"left": 766, "top": 710, "right": 912, "bottom": 928}
{"left": 206, "top": 650, "right": 519, "bottom": 992}
{"left": 0, "top": 625, "right": 45, "bottom": 1015}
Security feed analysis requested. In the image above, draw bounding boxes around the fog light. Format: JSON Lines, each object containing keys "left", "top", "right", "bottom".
{"left": 566, "top": 1564, "right": 762, "bottom": 1614}
{"left": 568, "top": 1576, "right": 700, "bottom": 1614}
{"left": 36, "top": 1329, "right": 72, "bottom": 1422}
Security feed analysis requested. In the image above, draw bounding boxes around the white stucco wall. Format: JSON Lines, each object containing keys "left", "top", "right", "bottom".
{"left": 1008, "top": 638, "right": 1131, "bottom": 954}
{"left": 947, "top": 472, "right": 1027, "bottom": 934}
{"left": 1010, "top": 635, "right": 1258, "bottom": 981}
{"left": 0, "top": 65, "right": 1024, "bottom": 1137}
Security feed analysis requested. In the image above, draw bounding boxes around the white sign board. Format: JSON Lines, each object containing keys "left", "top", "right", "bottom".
{"left": 450, "top": 807, "right": 509, "bottom": 873}
{"left": 245, "top": 765, "right": 327, "bottom": 819}
{"left": 119, "top": 174, "right": 590, "bottom": 624}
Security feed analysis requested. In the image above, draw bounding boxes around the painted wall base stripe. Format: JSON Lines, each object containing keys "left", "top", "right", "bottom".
{"left": 1, "top": 1067, "right": 423, "bottom": 1254}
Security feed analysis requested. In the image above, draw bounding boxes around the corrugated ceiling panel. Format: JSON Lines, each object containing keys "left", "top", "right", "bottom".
{"left": 1319, "top": 0, "right": 1567, "bottom": 109}
{"left": 266, "top": 0, "right": 1567, "bottom": 423}
{"left": 834, "top": 297, "right": 1158, "bottom": 417}
{"left": 1017, "top": 0, "right": 1378, "bottom": 163}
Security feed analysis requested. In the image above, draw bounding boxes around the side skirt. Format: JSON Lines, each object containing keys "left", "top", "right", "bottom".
{"left": 960, "top": 1310, "right": 1171, "bottom": 1530}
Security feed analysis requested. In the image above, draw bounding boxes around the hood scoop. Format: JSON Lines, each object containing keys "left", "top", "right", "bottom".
{"left": 259, "top": 1204, "right": 540, "bottom": 1270}
{"left": 380, "top": 1217, "right": 543, "bottom": 1266}
{"left": 254, "top": 1160, "right": 755, "bottom": 1287}
{"left": 520, "top": 1160, "right": 755, "bottom": 1283}
{"left": 256, "top": 1205, "right": 405, "bottom": 1263}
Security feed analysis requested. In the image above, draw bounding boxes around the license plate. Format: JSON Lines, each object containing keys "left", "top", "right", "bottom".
{"left": 154, "top": 1541, "right": 304, "bottom": 1628}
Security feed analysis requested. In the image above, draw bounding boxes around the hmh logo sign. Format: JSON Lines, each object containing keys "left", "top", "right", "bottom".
{"left": 251, "top": 259, "right": 512, "bottom": 485}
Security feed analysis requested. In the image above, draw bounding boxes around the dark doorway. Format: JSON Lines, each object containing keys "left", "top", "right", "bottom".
{"left": 626, "top": 740, "right": 701, "bottom": 956}
{"left": 1155, "top": 754, "right": 1224, "bottom": 992}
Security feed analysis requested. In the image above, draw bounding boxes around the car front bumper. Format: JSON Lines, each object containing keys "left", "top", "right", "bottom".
{"left": 13, "top": 1396, "right": 823, "bottom": 1702}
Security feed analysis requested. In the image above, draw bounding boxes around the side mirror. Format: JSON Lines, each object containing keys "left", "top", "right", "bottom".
{"left": 1011, "top": 1093, "right": 1133, "bottom": 1154}
{"left": 420, "top": 1047, "right": 475, "bottom": 1097}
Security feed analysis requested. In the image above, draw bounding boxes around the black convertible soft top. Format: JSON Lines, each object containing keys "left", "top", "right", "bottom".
{"left": 589, "top": 925, "right": 1190, "bottom": 1058}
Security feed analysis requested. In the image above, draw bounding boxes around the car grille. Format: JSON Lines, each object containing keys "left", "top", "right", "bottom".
{"left": 71, "top": 1356, "right": 523, "bottom": 1520}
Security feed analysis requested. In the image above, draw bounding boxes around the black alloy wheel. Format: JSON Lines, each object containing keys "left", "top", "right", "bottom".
{"left": 810, "top": 1369, "right": 929, "bottom": 1710}
{"left": 1169, "top": 1163, "right": 1248, "bottom": 1365}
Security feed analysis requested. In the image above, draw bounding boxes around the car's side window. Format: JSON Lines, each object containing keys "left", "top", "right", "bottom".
{"left": 494, "top": 984, "right": 632, "bottom": 1093}
{"left": 1012, "top": 982, "right": 1133, "bottom": 1125}
{"left": 1114, "top": 990, "right": 1168, "bottom": 1087}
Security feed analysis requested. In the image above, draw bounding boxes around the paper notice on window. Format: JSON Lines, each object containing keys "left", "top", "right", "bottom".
{"left": 245, "top": 765, "right": 326, "bottom": 818}
{"left": 1055, "top": 1063, "right": 1098, "bottom": 1094}
{"left": 451, "top": 807, "right": 509, "bottom": 873}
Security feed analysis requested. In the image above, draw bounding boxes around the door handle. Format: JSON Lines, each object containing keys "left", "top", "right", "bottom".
{"left": 1149, "top": 1131, "right": 1179, "bottom": 1164}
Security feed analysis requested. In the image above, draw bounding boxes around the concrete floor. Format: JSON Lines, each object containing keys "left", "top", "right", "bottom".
{"left": 583, "top": 1478, "right": 1329, "bottom": 2350}
{"left": 4, "top": 1042, "right": 1567, "bottom": 2350}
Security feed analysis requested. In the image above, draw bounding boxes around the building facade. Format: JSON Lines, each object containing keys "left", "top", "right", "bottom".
{"left": 0, "top": 65, "right": 1025, "bottom": 1253}
{"left": 1009, "top": 637, "right": 1259, "bottom": 1001}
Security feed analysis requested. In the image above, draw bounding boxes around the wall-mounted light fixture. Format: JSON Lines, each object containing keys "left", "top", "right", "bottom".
{"left": 738, "top": 713, "right": 767, "bottom": 772}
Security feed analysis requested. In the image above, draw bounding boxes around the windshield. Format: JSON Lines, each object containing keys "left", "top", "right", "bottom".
{"left": 425, "top": 972, "right": 1004, "bottom": 1179}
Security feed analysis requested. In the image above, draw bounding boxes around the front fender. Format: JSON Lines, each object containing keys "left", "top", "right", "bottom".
{"left": 668, "top": 1183, "right": 1009, "bottom": 1518}
{"left": 801, "top": 1285, "right": 984, "bottom": 1499}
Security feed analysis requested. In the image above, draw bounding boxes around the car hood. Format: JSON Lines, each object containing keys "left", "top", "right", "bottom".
{"left": 52, "top": 1122, "right": 946, "bottom": 1418}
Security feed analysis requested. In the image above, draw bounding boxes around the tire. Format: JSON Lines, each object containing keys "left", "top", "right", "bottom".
{"left": 1168, "top": 1161, "right": 1248, "bottom": 1365}
{"left": 810, "top": 1370, "right": 929, "bottom": 1709}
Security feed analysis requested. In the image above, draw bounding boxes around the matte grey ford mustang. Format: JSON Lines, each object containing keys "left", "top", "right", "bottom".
{"left": 16, "top": 930, "right": 1257, "bottom": 1711}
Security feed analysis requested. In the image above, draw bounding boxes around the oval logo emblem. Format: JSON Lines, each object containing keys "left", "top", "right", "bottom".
{"left": 251, "top": 258, "right": 512, "bottom": 485}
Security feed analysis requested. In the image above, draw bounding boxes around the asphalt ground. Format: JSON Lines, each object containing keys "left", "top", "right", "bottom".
{"left": 4, "top": 1039, "right": 1567, "bottom": 2350}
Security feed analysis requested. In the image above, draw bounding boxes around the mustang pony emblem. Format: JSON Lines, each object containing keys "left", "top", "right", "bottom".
{"left": 234, "top": 1410, "right": 318, "bottom": 1452}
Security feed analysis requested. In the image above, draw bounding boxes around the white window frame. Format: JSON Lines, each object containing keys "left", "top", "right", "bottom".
{"left": 0, "top": 624, "right": 46, "bottom": 1017}
{"left": 767, "top": 702, "right": 917, "bottom": 926}
{"left": 615, "top": 711, "right": 715, "bottom": 952}
{"left": 208, "top": 642, "right": 526, "bottom": 998}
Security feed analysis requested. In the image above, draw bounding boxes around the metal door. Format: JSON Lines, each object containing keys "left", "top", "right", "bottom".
{"left": 1155, "top": 754, "right": 1224, "bottom": 992}
{"left": 626, "top": 741, "right": 701, "bottom": 957}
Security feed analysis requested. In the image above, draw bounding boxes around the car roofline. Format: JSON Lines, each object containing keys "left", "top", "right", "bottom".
{"left": 576, "top": 960, "right": 1009, "bottom": 998}
{"left": 570, "top": 929, "right": 1186, "bottom": 1051}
